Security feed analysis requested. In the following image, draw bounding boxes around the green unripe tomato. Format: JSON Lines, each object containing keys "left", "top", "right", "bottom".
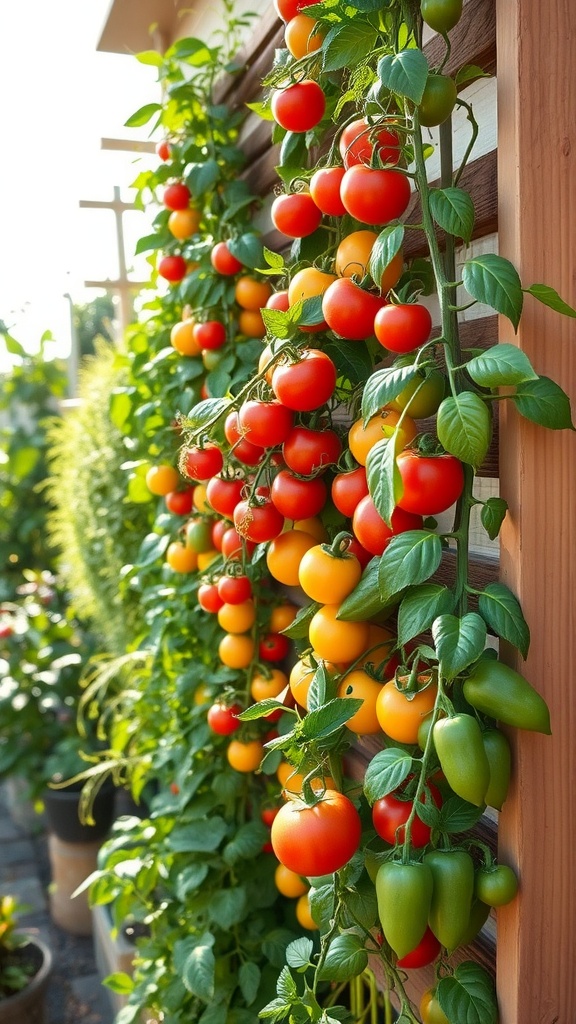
{"left": 463, "top": 658, "right": 551, "bottom": 733}
{"left": 433, "top": 714, "right": 490, "bottom": 806}
{"left": 202, "top": 348, "right": 223, "bottom": 371}
{"left": 424, "top": 849, "right": 475, "bottom": 951}
{"left": 418, "top": 74, "right": 458, "bottom": 127}
{"left": 185, "top": 518, "right": 213, "bottom": 553}
{"left": 482, "top": 728, "right": 512, "bottom": 810}
{"left": 475, "top": 864, "right": 519, "bottom": 907}
{"left": 389, "top": 369, "right": 446, "bottom": 419}
{"left": 376, "top": 860, "right": 433, "bottom": 958}
{"left": 421, "top": 0, "right": 463, "bottom": 34}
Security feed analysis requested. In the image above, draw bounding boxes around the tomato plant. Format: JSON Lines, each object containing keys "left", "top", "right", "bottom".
{"left": 207, "top": 701, "right": 243, "bottom": 735}
{"left": 272, "top": 192, "right": 322, "bottom": 238}
{"left": 373, "top": 302, "right": 433, "bottom": 353}
{"left": 340, "top": 165, "right": 411, "bottom": 225}
{"left": 271, "top": 350, "right": 337, "bottom": 411}
{"left": 322, "top": 278, "right": 385, "bottom": 341}
{"left": 270, "top": 81, "right": 326, "bottom": 133}
{"left": 271, "top": 791, "right": 362, "bottom": 876}
{"left": 396, "top": 449, "right": 465, "bottom": 515}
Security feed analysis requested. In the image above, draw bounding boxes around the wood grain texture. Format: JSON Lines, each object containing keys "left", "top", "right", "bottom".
{"left": 496, "top": 0, "right": 576, "bottom": 1021}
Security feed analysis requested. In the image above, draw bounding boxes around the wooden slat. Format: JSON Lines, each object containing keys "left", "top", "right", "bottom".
{"left": 426, "top": 0, "right": 496, "bottom": 83}
{"left": 213, "top": 4, "right": 282, "bottom": 104}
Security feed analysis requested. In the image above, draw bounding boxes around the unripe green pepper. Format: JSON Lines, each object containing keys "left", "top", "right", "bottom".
{"left": 433, "top": 714, "right": 490, "bottom": 806}
{"left": 482, "top": 727, "right": 512, "bottom": 810}
{"left": 463, "top": 659, "right": 551, "bottom": 734}
{"left": 375, "top": 860, "right": 433, "bottom": 959}
{"left": 424, "top": 848, "right": 475, "bottom": 951}
{"left": 458, "top": 897, "right": 492, "bottom": 947}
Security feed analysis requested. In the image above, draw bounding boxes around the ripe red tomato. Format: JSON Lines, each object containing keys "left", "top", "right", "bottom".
{"left": 271, "top": 193, "right": 322, "bottom": 238}
{"left": 347, "top": 536, "right": 373, "bottom": 570}
{"left": 331, "top": 466, "right": 369, "bottom": 517}
{"left": 353, "top": 496, "right": 423, "bottom": 555}
{"left": 266, "top": 291, "right": 290, "bottom": 312}
{"left": 322, "top": 278, "right": 385, "bottom": 340}
{"left": 259, "top": 632, "right": 290, "bottom": 662}
{"left": 210, "top": 241, "right": 243, "bottom": 276}
{"left": 224, "top": 412, "right": 265, "bottom": 466}
{"left": 339, "top": 119, "right": 401, "bottom": 169}
{"left": 207, "top": 701, "right": 243, "bottom": 735}
{"left": 271, "top": 791, "right": 362, "bottom": 875}
{"left": 270, "top": 81, "right": 326, "bottom": 133}
{"left": 238, "top": 400, "right": 294, "bottom": 448}
{"left": 261, "top": 805, "right": 279, "bottom": 827}
{"left": 282, "top": 426, "right": 342, "bottom": 475}
{"left": 274, "top": 0, "right": 317, "bottom": 20}
{"left": 158, "top": 255, "right": 187, "bottom": 282}
{"left": 221, "top": 526, "right": 256, "bottom": 561}
{"left": 182, "top": 444, "right": 223, "bottom": 482}
{"left": 156, "top": 139, "right": 171, "bottom": 161}
{"left": 212, "top": 519, "right": 228, "bottom": 551}
{"left": 163, "top": 182, "right": 191, "bottom": 210}
{"left": 373, "top": 303, "right": 433, "bottom": 354}
{"left": 193, "top": 320, "right": 227, "bottom": 351}
{"left": 271, "top": 470, "right": 327, "bottom": 520}
{"left": 309, "top": 167, "right": 347, "bottom": 216}
{"left": 271, "top": 350, "right": 337, "bottom": 412}
{"left": 372, "top": 782, "right": 442, "bottom": 848}
{"left": 198, "top": 583, "right": 224, "bottom": 614}
{"left": 340, "top": 165, "right": 411, "bottom": 225}
{"left": 396, "top": 451, "right": 465, "bottom": 515}
{"left": 206, "top": 476, "right": 244, "bottom": 519}
{"left": 217, "top": 574, "right": 252, "bottom": 604}
{"left": 396, "top": 927, "right": 441, "bottom": 969}
{"left": 234, "top": 498, "right": 284, "bottom": 543}
{"left": 165, "top": 489, "right": 194, "bottom": 515}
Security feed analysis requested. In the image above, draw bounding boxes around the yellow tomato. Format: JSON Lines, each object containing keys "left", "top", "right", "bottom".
{"left": 168, "top": 207, "right": 201, "bottom": 240}
{"left": 170, "top": 318, "right": 202, "bottom": 357}
{"left": 337, "top": 670, "right": 384, "bottom": 735}
{"left": 308, "top": 605, "right": 370, "bottom": 663}
{"left": 227, "top": 739, "right": 264, "bottom": 773}
{"left": 298, "top": 544, "right": 362, "bottom": 604}
{"left": 288, "top": 267, "right": 337, "bottom": 306}
{"left": 197, "top": 549, "right": 219, "bottom": 571}
{"left": 348, "top": 408, "right": 417, "bottom": 466}
{"left": 251, "top": 669, "right": 288, "bottom": 703}
{"left": 285, "top": 14, "right": 323, "bottom": 58}
{"left": 296, "top": 893, "right": 319, "bottom": 930}
{"left": 235, "top": 276, "right": 272, "bottom": 311}
{"left": 266, "top": 530, "right": 316, "bottom": 586}
{"left": 269, "top": 604, "right": 298, "bottom": 633}
{"left": 217, "top": 599, "right": 256, "bottom": 634}
{"left": 275, "top": 863, "right": 309, "bottom": 898}
{"left": 192, "top": 484, "right": 210, "bottom": 513}
{"left": 146, "top": 464, "right": 180, "bottom": 496}
{"left": 294, "top": 517, "right": 329, "bottom": 542}
{"left": 218, "top": 633, "right": 255, "bottom": 669}
{"left": 166, "top": 542, "right": 198, "bottom": 574}
{"left": 239, "top": 308, "right": 267, "bottom": 338}
{"left": 376, "top": 674, "right": 438, "bottom": 744}
{"left": 335, "top": 230, "right": 404, "bottom": 293}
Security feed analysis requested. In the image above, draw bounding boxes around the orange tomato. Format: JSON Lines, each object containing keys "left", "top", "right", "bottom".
{"left": 269, "top": 604, "right": 298, "bottom": 633}
{"left": 250, "top": 668, "right": 288, "bottom": 702}
{"left": 308, "top": 604, "right": 370, "bottom": 663}
{"left": 275, "top": 863, "right": 309, "bottom": 898}
{"left": 197, "top": 549, "right": 219, "bottom": 571}
{"left": 192, "top": 484, "right": 210, "bottom": 513}
{"left": 285, "top": 14, "right": 323, "bottom": 58}
{"left": 277, "top": 762, "right": 336, "bottom": 796}
{"left": 348, "top": 408, "right": 417, "bottom": 466}
{"left": 359, "top": 624, "right": 397, "bottom": 673}
{"left": 298, "top": 544, "right": 362, "bottom": 604}
{"left": 146, "top": 464, "right": 180, "bottom": 496}
{"left": 335, "top": 230, "right": 404, "bottom": 293}
{"left": 376, "top": 674, "right": 438, "bottom": 744}
{"left": 294, "top": 517, "right": 329, "bottom": 542}
{"left": 288, "top": 267, "right": 337, "bottom": 307}
{"left": 296, "top": 893, "right": 319, "bottom": 930}
{"left": 218, "top": 633, "right": 255, "bottom": 669}
{"left": 170, "top": 318, "right": 202, "bottom": 357}
{"left": 168, "top": 207, "right": 201, "bottom": 240}
{"left": 266, "top": 529, "right": 316, "bottom": 586}
{"left": 288, "top": 654, "right": 337, "bottom": 710}
{"left": 217, "top": 599, "right": 256, "bottom": 634}
{"left": 235, "top": 276, "right": 272, "bottom": 311}
{"left": 239, "top": 308, "right": 267, "bottom": 338}
{"left": 165, "top": 542, "right": 198, "bottom": 573}
{"left": 337, "top": 669, "right": 384, "bottom": 735}
{"left": 227, "top": 738, "right": 264, "bottom": 773}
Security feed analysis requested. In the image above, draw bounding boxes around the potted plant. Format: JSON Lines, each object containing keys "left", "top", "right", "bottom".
{"left": 0, "top": 894, "right": 52, "bottom": 1023}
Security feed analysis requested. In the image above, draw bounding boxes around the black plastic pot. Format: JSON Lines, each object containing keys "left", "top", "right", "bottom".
{"left": 0, "top": 936, "right": 52, "bottom": 1024}
{"left": 43, "top": 781, "right": 116, "bottom": 843}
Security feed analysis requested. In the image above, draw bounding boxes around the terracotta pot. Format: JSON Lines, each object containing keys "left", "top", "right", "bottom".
{"left": 0, "top": 936, "right": 52, "bottom": 1024}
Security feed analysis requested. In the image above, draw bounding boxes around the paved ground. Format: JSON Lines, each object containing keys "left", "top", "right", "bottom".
{"left": 0, "top": 786, "right": 116, "bottom": 1023}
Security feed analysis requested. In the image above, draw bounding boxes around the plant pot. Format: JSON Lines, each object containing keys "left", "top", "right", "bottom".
{"left": 48, "top": 835, "right": 102, "bottom": 936}
{"left": 43, "top": 782, "right": 116, "bottom": 843}
{"left": 0, "top": 935, "right": 52, "bottom": 1024}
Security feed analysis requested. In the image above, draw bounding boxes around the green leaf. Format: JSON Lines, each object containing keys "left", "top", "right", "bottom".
{"left": 437, "top": 797, "right": 485, "bottom": 835}
{"left": 180, "top": 936, "right": 216, "bottom": 1002}
{"left": 262, "top": 930, "right": 300, "bottom": 969}
{"left": 338, "top": 558, "right": 398, "bottom": 622}
{"left": 429, "top": 187, "right": 475, "bottom": 244}
{"left": 277, "top": 966, "right": 298, "bottom": 1002}
{"left": 324, "top": 338, "right": 374, "bottom": 387}
{"left": 135, "top": 231, "right": 167, "bottom": 255}
{"left": 361, "top": 364, "right": 419, "bottom": 420}
{"left": 210, "top": 887, "right": 247, "bottom": 928}
{"left": 480, "top": 497, "right": 508, "bottom": 540}
{"left": 187, "top": 159, "right": 220, "bottom": 197}
{"left": 169, "top": 818, "right": 227, "bottom": 853}
{"left": 124, "top": 103, "right": 161, "bottom": 127}
{"left": 366, "top": 437, "right": 402, "bottom": 526}
{"left": 461, "top": 254, "right": 523, "bottom": 330}
{"left": 317, "top": 934, "right": 368, "bottom": 982}
{"left": 436, "top": 392, "right": 492, "bottom": 469}
{"left": 237, "top": 699, "right": 291, "bottom": 721}
{"left": 136, "top": 532, "right": 170, "bottom": 568}
{"left": 300, "top": 698, "right": 364, "bottom": 739}
{"left": 9, "top": 446, "right": 40, "bottom": 480}
{"left": 286, "top": 938, "right": 314, "bottom": 970}
{"left": 377, "top": 49, "right": 429, "bottom": 105}
{"left": 524, "top": 282, "right": 576, "bottom": 317}
{"left": 223, "top": 822, "right": 269, "bottom": 864}
{"left": 363, "top": 747, "right": 413, "bottom": 804}
{"left": 437, "top": 961, "right": 498, "bottom": 1024}
{"left": 0, "top": 332, "right": 25, "bottom": 356}
{"left": 135, "top": 50, "right": 164, "bottom": 67}
{"left": 228, "top": 233, "right": 264, "bottom": 270}
{"left": 378, "top": 531, "right": 443, "bottom": 603}
{"left": 369, "top": 225, "right": 405, "bottom": 288}
{"left": 455, "top": 64, "right": 491, "bottom": 86}
{"left": 322, "top": 23, "right": 379, "bottom": 72}
{"left": 343, "top": 878, "right": 379, "bottom": 930}
{"left": 239, "top": 962, "right": 261, "bottom": 1006}
{"left": 308, "top": 885, "right": 334, "bottom": 933}
{"left": 261, "top": 247, "right": 286, "bottom": 272}
{"left": 281, "top": 602, "right": 320, "bottom": 640}
{"left": 104, "top": 972, "right": 134, "bottom": 995}
{"left": 109, "top": 390, "right": 133, "bottom": 431}
{"left": 432, "top": 613, "right": 487, "bottom": 680}
{"left": 168, "top": 36, "right": 213, "bottom": 62}
{"left": 478, "top": 582, "right": 530, "bottom": 658}
{"left": 466, "top": 343, "right": 538, "bottom": 388}
{"left": 511, "top": 375, "right": 575, "bottom": 429}
{"left": 246, "top": 100, "right": 275, "bottom": 121}
{"left": 185, "top": 397, "right": 230, "bottom": 430}
{"left": 397, "top": 584, "right": 456, "bottom": 646}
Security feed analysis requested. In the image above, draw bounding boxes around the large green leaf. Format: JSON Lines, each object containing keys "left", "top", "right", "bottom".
{"left": 366, "top": 437, "right": 402, "bottom": 526}
{"left": 511, "top": 375, "right": 575, "bottom": 429}
{"left": 436, "top": 392, "right": 492, "bottom": 469}
{"left": 432, "top": 613, "right": 487, "bottom": 680}
{"left": 300, "top": 698, "right": 364, "bottom": 739}
{"left": 429, "top": 187, "right": 474, "bottom": 244}
{"left": 378, "top": 530, "right": 443, "bottom": 603}
{"left": 369, "top": 226, "right": 405, "bottom": 289}
{"left": 363, "top": 747, "right": 413, "bottom": 803}
{"left": 338, "top": 558, "right": 398, "bottom": 622}
{"left": 124, "top": 103, "right": 161, "bottom": 127}
{"left": 461, "top": 254, "right": 523, "bottom": 330}
{"left": 524, "top": 282, "right": 576, "bottom": 317}
{"left": 317, "top": 934, "right": 368, "bottom": 981}
{"left": 361, "top": 364, "right": 419, "bottom": 421}
{"left": 377, "top": 49, "right": 429, "bottom": 104}
{"left": 466, "top": 343, "right": 538, "bottom": 388}
{"left": 397, "top": 584, "right": 455, "bottom": 646}
{"left": 437, "top": 961, "right": 498, "bottom": 1024}
{"left": 180, "top": 935, "right": 216, "bottom": 1001}
{"left": 478, "top": 582, "right": 530, "bottom": 658}
{"left": 322, "top": 23, "right": 379, "bottom": 72}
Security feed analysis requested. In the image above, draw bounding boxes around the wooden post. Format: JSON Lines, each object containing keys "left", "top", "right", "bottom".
{"left": 496, "top": 0, "right": 576, "bottom": 1020}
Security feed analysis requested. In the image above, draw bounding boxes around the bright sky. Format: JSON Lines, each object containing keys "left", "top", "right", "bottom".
{"left": 0, "top": 1, "right": 161, "bottom": 370}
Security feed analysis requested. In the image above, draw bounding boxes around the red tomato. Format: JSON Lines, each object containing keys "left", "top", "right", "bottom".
{"left": 221, "top": 526, "right": 256, "bottom": 561}
{"left": 156, "top": 139, "right": 171, "bottom": 161}
{"left": 309, "top": 167, "right": 347, "bottom": 216}
{"left": 217, "top": 574, "right": 252, "bottom": 604}
{"left": 339, "top": 119, "right": 401, "bottom": 169}
{"left": 274, "top": 0, "right": 317, "bottom": 19}
{"left": 234, "top": 498, "right": 284, "bottom": 543}
{"left": 163, "top": 182, "right": 191, "bottom": 210}
{"left": 224, "top": 412, "right": 265, "bottom": 466}
{"left": 373, "top": 303, "right": 433, "bottom": 354}
{"left": 182, "top": 445, "right": 223, "bottom": 482}
{"left": 193, "top": 320, "right": 226, "bottom": 351}
{"left": 322, "top": 278, "right": 385, "bottom": 340}
{"left": 353, "top": 496, "right": 423, "bottom": 555}
{"left": 198, "top": 583, "right": 224, "bottom": 614}
{"left": 212, "top": 519, "right": 228, "bottom": 551}
{"left": 396, "top": 927, "right": 441, "bottom": 969}
{"left": 271, "top": 193, "right": 322, "bottom": 238}
{"left": 210, "top": 241, "right": 243, "bottom": 276}
{"left": 372, "top": 782, "right": 442, "bottom": 848}
{"left": 347, "top": 536, "right": 373, "bottom": 570}
{"left": 396, "top": 451, "right": 465, "bottom": 515}
{"left": 340, "top": 166, "right": 411, "bottom": 225}
{"left": 261, "top": 806, "right": 279, "bottom": 827}
{"left": 158, "top": 255, "right": 187, "bottom": 282}
{"left": 266, "top": 291, "right": 290, "bottom": 312}
{"left": 238, "top": 400, "right": 294, "bottom": 448}
{"left": 206, "top": 476, "right": 244, "bottom": 519}
{"left": 165, "top": 489, "right": 194, "bottom": 515}
{"left": 207, "top": 701, "right": 243, "bottom": 736}
{"left": 282, "top": 426, "right": 342, "bottom": 475}
{"left": 271, "top": 350, "right": 337, "bottom": 412}
{"left": 331, "top": 466, "right": 369, "bottom": 517}
{"left": 271, "top": 791, "right": 362, "bottom": 875}
{"left": 271, "top": 470, "right": 328, "bottom": 520}
{"left": 270, "top": 81, "right": 326, "bottom": 133}
{"left": 259, "top": 632, "right": 290, "bottom": 662}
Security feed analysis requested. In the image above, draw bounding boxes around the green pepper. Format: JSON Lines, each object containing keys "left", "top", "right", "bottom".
{"left": 375, "top": 860, "right": 433, "bottom": 959}
{"left": 482, "top": 727, "right": 512, "bottom": 810}
{"left": 458, "top": 897, "right": 492, "bottom": 947}
{"left": 424, "top": 849, "right": 475, "bottom": 951}
{"left": 463, "top": 659, "right": 551, "bottom": 734}
{"left": 433, "top": 714, "right": 490, "bottom": 806}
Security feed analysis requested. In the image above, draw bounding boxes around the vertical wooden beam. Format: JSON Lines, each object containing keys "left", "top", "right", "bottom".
{"left": 496, "top": 1, "right": 576, "bottom": 1021}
